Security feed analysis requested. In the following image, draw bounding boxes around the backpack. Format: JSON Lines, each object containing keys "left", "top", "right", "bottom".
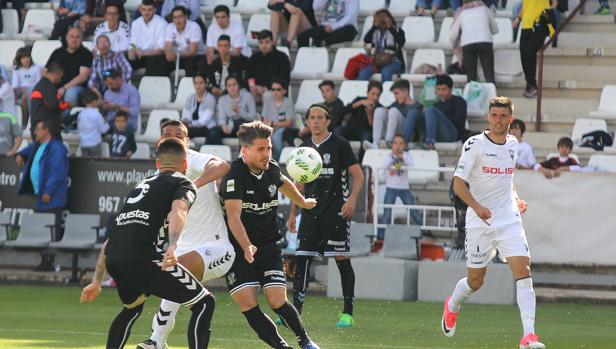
{"left": 344, "top": 53, "right": 373, "bottom": 80}
{"left": 579, "top": 130, "right": 614, "bottom": 151}
{"left": 419, "top": 75, "right": 438, "bottom": 107}
{"left": 464, "top": 81, "right": 487, "bottom": 112}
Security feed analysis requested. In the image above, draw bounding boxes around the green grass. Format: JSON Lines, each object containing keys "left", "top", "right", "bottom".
{"left": 1, "top": 285, "right": 615, "bottom": 349}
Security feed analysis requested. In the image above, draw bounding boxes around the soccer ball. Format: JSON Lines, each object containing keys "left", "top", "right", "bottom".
{"left": 285, "top": 147, "right": 323, "bottom": 183}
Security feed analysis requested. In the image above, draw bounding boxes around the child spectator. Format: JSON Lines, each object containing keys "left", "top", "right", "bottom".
{"left": 78, "top": 89, "right": 109, "bottom": 156}
{"left": 109, "top": 111, "right": 136, "bottom": 158}
{"left": 534, "top": 136, "right": 581, "bottom": 178}
{"left": 12, "top": 47, "right": 42, "bottom": 101}
{"left": 509, "top": 119, "right": 536, "bottom": 169}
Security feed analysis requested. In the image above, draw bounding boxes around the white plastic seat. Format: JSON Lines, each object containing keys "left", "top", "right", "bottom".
{"left": 202, "top": 0, "right": 235, "bottom": 14}
{"left": 430, "top": 17, "right": 453, "bottom": 49}
{"left": 31, "top": 40, "right": 62, "bottom": 66}
{"left": 132, "top": 142, "right": 151, "bottom": 159}
{"left": 199, "top": 144, "right": 232, "bottom": 161}
{"left": 589, "top": 86, "right": 616, "bottom": 119}
{"left": 278, "top": 146, "right": 296, "bottom": 164}
{"left": 388, "top": 0, "right": 416, "bottom": 16}
{"left": 588, "top": 154, "right": 616, "bottom": 172}
{"left": 15, "top": 9, "right": 55, "bottom": 40}
{"left": 234, "top": 0, "right": 269, "bottom": 14}
{"left": 76, "top": 143, "right": 110, "bottom": 157}
{"left": 295, "top": 80, "right": 324, "bottom": 114}
{"left": 139, "top": 76, "right": 172, "bottom": 109}
{"left": 0, "top": 9, "right": 19, "bottom": 39}
{"left": 359, "top": 0, "right": 385, "bottom": 16}
{"left": 462, "top": 82, "right": 497, "bottom": 117}
{"left": 494, "top": 49, "right": 523, "bottom": 82}
{"left": 493, "top": 18, "right": 514, "bottom": 49}
{"left": 361, "top": 149, "right": 391, "bottom": 182}
{"left": 124, "top": 0, "right": 141, "bottom": 12}
{"left": 401, "top": 48, "right": 445, "bottom": 83}
{"left": 165, "top": 77, "right": 194, "bottom": 110}
{"left": 290, "top": 47, "right": 329, "bottom": 80}
{"left": 408, "top": 149, "right": 439, "bottom": 185}
{"left": 338, "top": 80, "right": 369, "bottom": 105}
{"left": 402, "top": 16, "right": 435, "bottom": 49}
{"left": 246, "top": 13, "right": 271, "bottom": 46}
{"left": 4, "top": 212, "right": 54, "bottom": 248}
{"left": 353, "top": 15, "right": 373, "bottom": 47}
{"left": 379, "top": 81, "right": 395, "bottom": 107}
{"left": 0, "top": 40, "right": 25, "bottom": 70}
{"left": 571, "top": 118, "right": 607, "bottom": 142}
{"left": 136, "top": 109, "right": 180, "bottom": 143}
{"left": 277, "top": 46, "right": 290, "bottom": 58}
{"left": 322, "top": 47, "right": 366, "bottom": 81}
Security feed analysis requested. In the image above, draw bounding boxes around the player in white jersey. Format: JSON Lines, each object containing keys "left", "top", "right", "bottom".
{"left": 441, "top": 97, "right": 545, "bottom": 349}
{"left": 138, "top": 120, "right": 235, "bottom": 349}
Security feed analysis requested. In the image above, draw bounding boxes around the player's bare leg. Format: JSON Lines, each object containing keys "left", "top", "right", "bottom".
{"left": 264, "top": 286, "right": 319, "bottom": 349}
{"left": 334, "top": 255, "right": 355, "bottom": 328}
{"left": 442, "top": 267, "right": 486, "bottom": 337}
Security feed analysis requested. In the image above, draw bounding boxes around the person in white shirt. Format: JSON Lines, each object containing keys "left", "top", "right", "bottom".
{"left": 450, "top": 0, "right": 499, "bottom": 83}
{"left": 128, "top": 0, "right": 168, "bottom": 76}
{"left": 442, "top": 96, "right": 545, "bottom": 349}
{"left": 164, "top": 5, "right": 204, "bottom": 77}
{"left": 136, "top": 119, "right": 235, "bottom": 349}
{"left": 77, "top": 89, "right": 110, "bottom": 157}
{"left": 92, "top": 3, "right": 131, "bottom": 54}
{"left": 509, "top": 119, "right": 536, "bottom": 169}
{"left": 160, "top": 0, "right": 207, "bottom": 38}
{"left": 0, "top": 75, "right": 16, "bottom": 117}
{"left": 205, "top": 4, "right": 251, "bottom": 64}
{"left": 12, "top": 46, "right": 42, "bottom": 101}
{"left": 181, "top": 74, "right": 222, "bottom": 144}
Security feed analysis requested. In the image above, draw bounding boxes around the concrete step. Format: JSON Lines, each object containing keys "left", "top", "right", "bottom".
{"left": 558, "top": 32, "right": 616, "bottom": 48}
{"left": 543, "top": 63, "right": 616, "bottom": 82}
{"left": 536, "top": 287, "right": 616, "bottom": 304}
{"left": 511, "top": 97, "right": 596, "bottom": 119}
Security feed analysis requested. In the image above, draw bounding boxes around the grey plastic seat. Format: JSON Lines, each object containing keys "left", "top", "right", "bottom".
{"left": 0, "top": 211, "right": 12, "bottom": 246}
{"left": 50, "top": 214, "right": 100, "bottom": 282}
{"left": 349, "top": 222, "right": 374, "bottom": 257}
{"left": 383, "top": 225, "right": 422, "bottom": 260}
{"left": 4, "top": 212, "right": 54, "bottom": 248}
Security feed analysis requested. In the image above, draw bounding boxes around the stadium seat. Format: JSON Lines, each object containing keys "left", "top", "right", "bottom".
{"left": 278, "top": 146, "right": 296, "bottom": 164}
{"left": 137, "top": 109, "right": 180, "bottom": 143}
{"left": 408, "top": 150, "right": 439, "bottom": 185}
{"left": 165, "top": 77, "right": 193, "bottom": 110}
{"left": 15, "top": 9, "right": 55, "bottom": 40}
{"left": 24, "top": 1, "right": 53, "bottom": 9}
{"left": 359, "top": 0, "right": 385, "bottom": 16}
{"left": 31, "top": 40, "right": 62, "bottom": 66}
{"left": 496, "top": 0, "right": 516, "bottom": 18}
{"left": 494, "top": 49, "right": 523, "bottom": 82}
{"left": 0, "top": 211, "right": 11, "bottom": 246}
{"left": 234, "top": 0, "right": 269, "bottom": 14}
{"left": 493, "top": 18, "right": 514, "bottom": 49}
{"left": 139, "top": 76, "right": 172, "bottom": 109}
{"left": 349, "top": 222, "right": 374, "bottom": 257}
{"left": 0, "top": 9, "right": 19, "bottom": 39}
{"left": 202, "top": 0, "right": 235, "bottom": 14}
{"left": 124, "top": 0, "right": 141, "bottom": 12}
{"left": 430, "top": 17, "right": 453, "bottom": 50}
{"left": 401, "top": 16, "right": 435, "bottom": 49}
{"left": 199, "top": 144, "right": 232, "bottom": 161}
{"left": 383, "top": 225, "right": 421, "bottom": 259}
{"left": 75, "top": 143, "right": 110, "bottom": 157}
{"left": 463, "top": 82, "right": 497, "bottom": 117}
{"left": 388, "top": 0, "right": 416, "bottom": 16}
{"left": 338, "top": 80, "right": 369, "bottom": 105}
{"left": 291, "top": 47, "right": 329, "bottom": 80}
{"left": 353, "top": 15, "right": 373, "bottom": 47}
{"left": 589, "top": 86, "right": 616, "bottom": 119}
{"left": 362, "top": 149, "right": 390, "bottom": 183}
{"left": 246, "top": 13, "right": 271, "bottom": 46}
{"left": 379, "top": 81, "right": 399, "bottom": 107}
{"left": 277, "top": 45, "right": 290, "bottom": 58}
{"left": 571, "top": 118, "right": 607, "bottom": 142}
{"left": 322, "top": 47, "right": 366, "bottom": 81}
{"left": 132, "top": 142, "right": 151, "bottom": 159}
{"left": 0, "top": 40, "right": 26, "bottom": 70}
{"left": 4, "top": 212, "right": 54, "bottom": 248}
{"left": 295, "top": 80, "right": 323, "bottom": 114}
{"left": 588, "top": 154, "right": 616, "bottom": 172}
{"left": 401, "top": 48, "right": 445, "bottom": 82}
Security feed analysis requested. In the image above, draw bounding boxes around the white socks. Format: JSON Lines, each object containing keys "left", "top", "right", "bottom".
{"left": 516, "top": 277, "right": 536, "bottom": 336}
{"left": 150, "top": 299, "right": 181, "bottom": 346}
{"left": 448, "top": 277, "right": 474, "bottom": 313}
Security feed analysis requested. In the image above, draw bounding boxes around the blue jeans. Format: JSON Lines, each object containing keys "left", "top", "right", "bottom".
{"left": 402, "top": 108, "right": 425, "bottom": 143}
{"left": 272, "top": 127, "right": 289, "bottom": 161}
{"left": 416, "top": 0, "right": 460, "bottom": 10}
{"left": 424, "top": 107, "right": 458, "bottom": 144}
{"left": 378, "top": 187, "right": 422, "bottom": 240}
{"left": 357, "top": 60, "right": 404, "bottom": 82}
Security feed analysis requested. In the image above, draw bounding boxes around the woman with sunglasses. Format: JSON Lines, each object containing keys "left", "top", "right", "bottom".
{"left": 261, "top": 77, "right": 296, "bottom": 161}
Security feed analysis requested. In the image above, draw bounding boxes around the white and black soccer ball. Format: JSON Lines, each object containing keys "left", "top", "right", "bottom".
{"left": 285, "top": 147, "right": 323, "bottom": 184}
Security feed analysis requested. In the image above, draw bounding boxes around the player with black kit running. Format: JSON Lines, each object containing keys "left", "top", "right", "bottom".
{"left": 80, "top": 138, "right": 215, "bottom": 349}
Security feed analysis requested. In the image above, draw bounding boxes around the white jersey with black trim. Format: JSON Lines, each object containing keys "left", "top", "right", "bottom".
{"left": 454, "top": 132, "right": 522, "bottom": 229}
{"left": 178, "top": 150, "right": 230, "bottom": 249}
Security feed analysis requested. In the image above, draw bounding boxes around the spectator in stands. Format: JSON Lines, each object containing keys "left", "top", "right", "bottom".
{"left": 92, "top": 3, "right": 131, "bottom": 54}
{"left": 12, "top": 47, "right": 42, "bottom": 103}
{"left": 336, "top": 80, "right": 384, "bottom": 146}
{"left": 367, "top": 79, "right": 421, "bottom": 149}
{"left": 0, "top": 74, "right": 16, "bottom": 117}
{"left": 30, "top": 63, "right": 68, "bottom": 139}
{"left": 88, "top": 34, "right": 132, "bottom": 96}
{"left": 358, "top": 9, "right": 405, "bottom": 83}
{"left": 403, "top": 74, "right": 466, "bottom": 149}
{"left": 514, "top": 0, "right": 551, "bottom": 98}
{"left": 595, "top": 0, "right": 611, "bottom": 15}
{"left": 247, "top": 30, "right": 291, "bottom": 104}
{"left": 181, "top": 73, "right": 222, "bottom": 144}
{"left": 534, "top": 137, "right": 581, "bottom": 178}
{"left": 81, "top": 0, "right": 127, "bottom": 35}
{"left": 417, "top": 0, "right": 461, "bottom": 16}
{"left": 46, "top": 28, "right": 93, "bottom": 109}
{"left": 319, "top": 80, "right": 345, "bottom": 129}
{"left": 298, "top": 0, "right": 359, "bottom": 47}
{"left": 268, "top": 0, "right": 317, "bottom": 47}
{"left": 450, "top": 0, "right": 498, "bottom": 83}
{"left": 207, "top": 35, "right": 249, "bottom": 97}
{"left": 16, "top": 119, "right": 69, "bottom": 243}
{"left": 160, "top": 0, "right": 206, "bottom": 36}
{"left": 128, "top": 0, "right": 168, "bottom": 76}
{"left": 164, "top": 5, "right": 205, "bottom": 77}
{"left": 0, "top": 111, "right": 22, "bottom": 157}
{"left": 206, "top": 4, "right": 251, "bottom": 65}
{"left": 217, "top": 75, "right": 258, "bottom": 138}
{"left": 101, "top": 69, "right": 140, "bottom": 131}
{"left": 262, "top": 77, "right": 296, "bottom": 160}
{"left": 509, "top": 119, "right": 536, "bottom": 169}
{"left": 51, "top": 0, "right": 88, "bottom": 41}
{"left": 109, "top": 111, "right": 136, "bottom": 158}
{"left": 77, "top": 88, "right": 109, "bottom": 156}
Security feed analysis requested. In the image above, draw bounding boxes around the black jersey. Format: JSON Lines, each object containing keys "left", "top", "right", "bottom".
{"left": 301, "top": 133, "right": 358, "bottom": 218}
{"left": 105, "top": 171, "right": 197, "bottom": 263}
{"left": 219, "top": 158, "right": 285, "bottom": 247}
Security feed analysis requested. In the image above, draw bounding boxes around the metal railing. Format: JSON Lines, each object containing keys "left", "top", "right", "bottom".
{"left": 535, "top": 0, "right": 590, "bottom": 131}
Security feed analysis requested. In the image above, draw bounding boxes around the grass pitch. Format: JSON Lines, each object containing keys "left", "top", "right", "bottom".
{"left": 1, "top": 285, "right": 614, "bottom": 349}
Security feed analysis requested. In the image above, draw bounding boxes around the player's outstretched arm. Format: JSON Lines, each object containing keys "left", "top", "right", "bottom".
{"left": 80, "top": 240, "right": 107, "bottom": 303}
{"left": 280, "top": 176, "right": 317, "bottom": 210}
{"left": 453, "top": 176, "right": 492, "bottom": 224}
{"left": 225, "top": 199, "right": 258, "bottom": 263}
{"left": 340, "top": 164, "right": 364, "bottom": 219}
{"left": 287, "top": 182, "right": 305, "bottom": 232}
{"left": 163, "top": 199, "right": 190, "bottom": 269}
{"left": 193, "top": 156, "right": 231, "bottom": 188}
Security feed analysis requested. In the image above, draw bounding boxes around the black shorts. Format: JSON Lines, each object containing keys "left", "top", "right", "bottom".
{"left": 296, "top": 214, "right": 350, "bottom": 257}
{"left": 106, "top": 261, "right": 207, "bottom": 307}
{"left": 226, "top": 242, "right": 286, "bottom": 294}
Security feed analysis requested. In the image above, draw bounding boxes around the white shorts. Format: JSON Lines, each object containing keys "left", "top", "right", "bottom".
{"left": 465, "top": 222, "right": 530, "bottom": 268}
{"left": 176, "top": 240, "right": 236, "bottom": 282}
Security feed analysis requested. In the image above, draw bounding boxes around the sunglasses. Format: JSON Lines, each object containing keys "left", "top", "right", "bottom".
{"left": 271, "top": 88, "right": 284, "bottom": 92}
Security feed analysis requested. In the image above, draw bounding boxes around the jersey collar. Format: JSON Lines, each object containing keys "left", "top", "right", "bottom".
{"left": 311, "top": 131, "right": 332, "bottom": 148}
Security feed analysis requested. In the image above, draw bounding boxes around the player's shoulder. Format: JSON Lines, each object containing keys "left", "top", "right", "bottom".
{"left": 228, "top": 157, "right": 247, "bottom": 175}
{"left": 462, "top": 132, "right": 485, "bottom": 151}
{"left": 267, "top": 159, "right": 281, "bottom": 172}
{"left": 505, "top": 134, "right": 518, "bottom": 146}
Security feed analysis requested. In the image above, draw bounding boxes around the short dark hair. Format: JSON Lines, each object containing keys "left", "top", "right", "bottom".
{"left": 141, "top": 0, "right": 154, "bottom": 6}
{"left": 488, "top": 96, "right": 514, "bottom": 114}
{"left": 193, "top": 72, "right": 208, "bottom": 83}
{"left": 214, "top": 4, "right": 230, "bottom": 16}
{"left": 367, "top": 80, "right": 383, "bottom": 93}
{"left": 225, "top": 74, "right": 240, "bottom": 86}
{"left": 105, "top": 3, "right": 120, "bottom": 12}
{"left": 237, "top": 121, "right": 273, "bottom": 147}
{"left": 171, "top": 5, "right": 189, "bottom": 17}
{"left": 46, "top": 62, "right": 64, "bottom": 74}
{"left": 160, "top": 119, "right": 188, "bottom": 136}
{"left": 435, "top": 74, "right": 453, "bottom": 89}
{"left": 510, "top": 119, "right": 526, "bottom": 135}
{"left": 257, "top": 29, "right": 273, "bottom": 41}
{"left": 157, "top": 137, "right": 187, "bottom": 162}
{"left": 557, "top": 137, "right": 573, "bottom": 149}
{"left": 390, "top": 79, "right": 410, "bottom": 92}
{"left": 319, "top": 80, "right": 335, "bottom": 90}
{"left": 82, "top": 89, "right": 99, "bottom": 105}
{"left": 306, "top": 103, "right": 332, "bottom": 120}
{"left": 270, "top": 76, "right": 287, "bottom": 90}
{"left": 103, "top": 68, "right": 122, "bottom": 79}
{"left": 13, "top": 46, "right": 32, "bottom": 68}
{"left": 115, "top": 111, "right": 128, "bottom": 120}
{"left": 218, "top": 34, "right": 231, "bottom": 43}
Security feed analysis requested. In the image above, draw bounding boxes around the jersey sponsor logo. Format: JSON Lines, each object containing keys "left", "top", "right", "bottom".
{"left": 264, "top": 270, "right": 285, "bottom": 277}
{"left": 481, "top": 166, "right": 514, "bottom": 175}
{"left": 208, "top": 251, "right": 233, "bottom": 270}
{"left": 268, "top": 184, "right": 277, "bottom": 198}
{"left": 320, "top": 167, "right": 335, "bottom": 175}
{"left": 246, "top": 190, "right": 254, "bottom": 194}
{"left": 226, "top": 179, "right": 235, "bottom": 192}
{"left": 241, "top": 199, "right": 279, "bottom": 211}
{"left": 115, "top": 209, "right": 150, "bottom": 226}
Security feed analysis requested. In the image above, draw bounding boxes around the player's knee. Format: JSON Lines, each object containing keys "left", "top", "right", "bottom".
{"left": 191, "top": 293, "right": 215, "bottom": 317}
{"left": 467, "top": 275, "right": 485, "bottom": 290}
{"left": 265, "top": 291, "right": 287, "bottom": 309}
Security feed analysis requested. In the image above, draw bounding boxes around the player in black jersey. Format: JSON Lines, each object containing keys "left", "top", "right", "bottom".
{"left": 219, "top": 121, "right": 320, "bottom": 349}
{"left": 288, "top": 103, "right": 365, "bottom": 328}
{"left": 80, "top": 138, "right": 215, "bottom": 349}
